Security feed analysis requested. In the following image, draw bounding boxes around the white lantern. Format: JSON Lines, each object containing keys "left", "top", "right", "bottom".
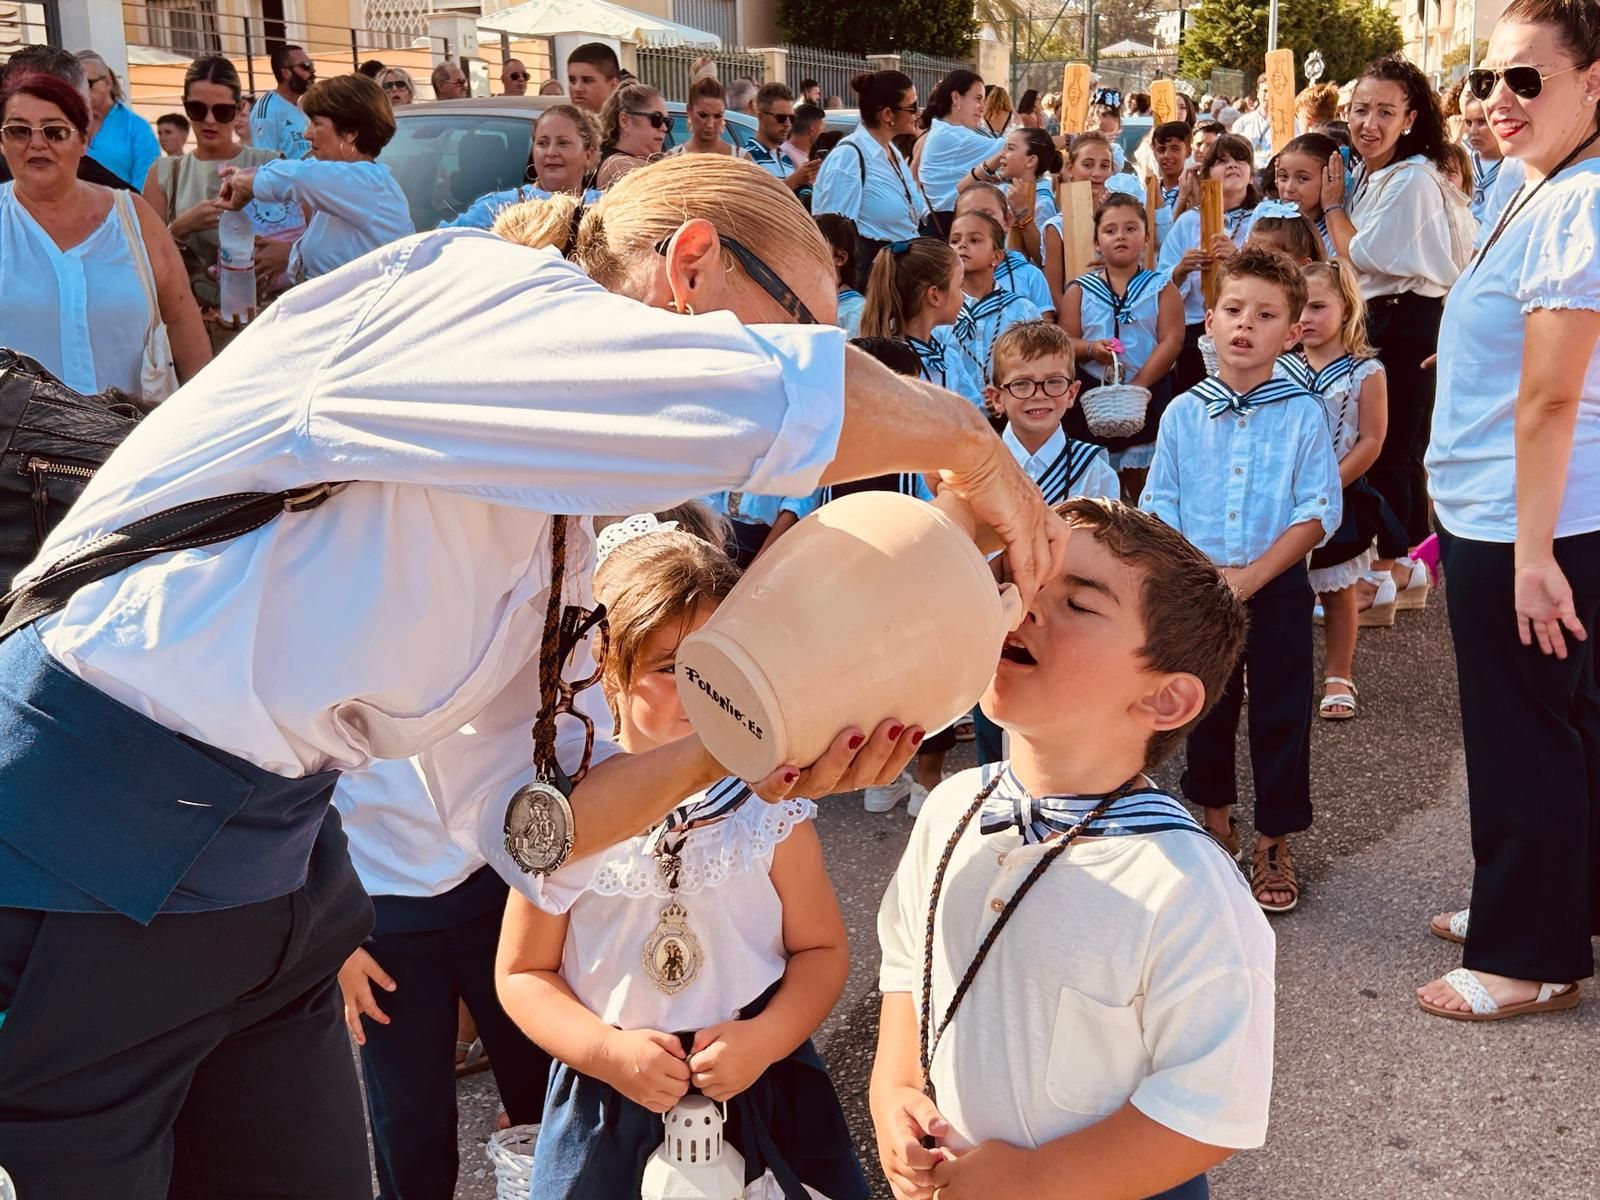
{"left": 640, "top": 1095, "right": 746, "bottom": 1200}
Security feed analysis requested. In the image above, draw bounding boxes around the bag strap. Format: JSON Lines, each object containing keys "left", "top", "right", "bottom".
{"left": 0, "top": 483, "right": 339, "bottom": 641}
{"left": 112, "top": 191, "right": 162, "bottom": 337}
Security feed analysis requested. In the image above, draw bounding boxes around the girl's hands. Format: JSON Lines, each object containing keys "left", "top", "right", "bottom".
{"left": 687, "top": 1019, "right": 774, "bottom": 1102}
{"left": 1176, "top": 165, "right": 1199, "bottom": 211}
{"left": 1515, "top": 561, "right": 1588, "bottom": 658}
{"left": 600, "top": 1027, "right": 692, "bottom": 1113}
{"left": 1172, "top": 246, "right": 1210, "bottom": 283}
{"left": 1088, "top": 338, "right": 1119, "bottom": 365}
{"left": 928, "top": 1139, "right": 1039, "bottom": 1199}
{"left": 1208, "top": 232, "right": 1238, "bottom": 261}
{"left": 336, "top": 947, "right": 396, "bottom": 1045}
{"left": 875, "top": 1086, "right": 951, "bottom": 1200}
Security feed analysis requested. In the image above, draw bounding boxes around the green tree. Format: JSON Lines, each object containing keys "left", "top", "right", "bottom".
{"left": 1178, "top": 0, "right": 1401, "bottom": 87}
{"left": 778, "top": 0, "right": 977, "bottom": 57}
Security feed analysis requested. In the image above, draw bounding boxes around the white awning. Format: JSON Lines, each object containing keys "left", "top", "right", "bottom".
{"left": 478, "top": 0, "right": 722, "bottom": 49}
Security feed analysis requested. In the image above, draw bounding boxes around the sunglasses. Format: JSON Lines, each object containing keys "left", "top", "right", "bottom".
{"left": 183, "top": 99, "right": 239, "bottom": 124}
{"left": 546, "top": 602, "right": 609, "bottom": 786}
{"left": 506, "top": 72, "right": 528, "bottom": 82}
{"left": 761, "top": 110, "right": 794, "bottom": 124}
{"left": 653, "top": 232, "right": 817, "bottom": 324}
{"left": 998, "top": 375, "right": 1073, "bottom": 400}
{"left": 627, "top": 109, "right": 669, "bottom": 129}
{"left": 1466, "top": 62, "right": 1582, "bottom": 101}
{"left": 0, "top": 123, "right": 76, "bottom": 145}
{"left": 382, "top": 80, "right": 411, "bottom": 92}
{"left": 291, "top": 61, "right": 316, "bottom": 74}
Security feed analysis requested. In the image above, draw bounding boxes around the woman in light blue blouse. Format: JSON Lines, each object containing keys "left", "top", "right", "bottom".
{"left": 914, "top": 69, "right": 1001, "bottom": 237}
{"left": 444, "top": 104, "right": 602, "bottom": 230}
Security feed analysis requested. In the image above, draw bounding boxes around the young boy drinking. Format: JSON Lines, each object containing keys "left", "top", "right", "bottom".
{"left": 1141, "top": 246, "right": 1342, "bottom": 912}
{"left": 872, "top": 499, "right": 1272, "bottom": 1200}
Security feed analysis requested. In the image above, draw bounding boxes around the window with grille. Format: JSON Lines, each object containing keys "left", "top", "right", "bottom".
{"left": 148, "top": 0, "right": 221, "bottom": 55}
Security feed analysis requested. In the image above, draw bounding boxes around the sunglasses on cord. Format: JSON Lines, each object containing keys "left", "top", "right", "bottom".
{"left": 652, "top": 232, "right": 817, "bottom": 324}
{"left": 183, "top": 100, "right": 238, "bottom": 124}
{"left": 1466, "top": 63, "right": 1582, "bottom": 101}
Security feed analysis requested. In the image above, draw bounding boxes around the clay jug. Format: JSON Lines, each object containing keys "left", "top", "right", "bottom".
{"left": 675, "top": 491, "right": 1023, "bottom": 782}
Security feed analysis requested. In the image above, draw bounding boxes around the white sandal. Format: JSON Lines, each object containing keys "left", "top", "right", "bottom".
{"left": 1419, "top": 967, "right": 1580, "bottom": 1021}
{"left": 1394, "top": 556, "right": 1431, "bottom": 611}
{"left": 1428, "top": 908, "right": 1469, "bottom": 944}
{"left": 1318, "top": 676, "right": 1357, "bottom": 721}
{"left": 1358, "top": 572, "right": 1398, "bottom": 627}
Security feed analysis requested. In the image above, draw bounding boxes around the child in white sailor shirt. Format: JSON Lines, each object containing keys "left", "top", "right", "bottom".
{"left": 954, "top": 184, "right": 1057, "bottom": 318}
{"left": 498, "top": 520, "right": 865, "bottom": 1200}
{"left": 699, "top": 490, "right": 816, "bottom": 568}
{"left": 859, "top": 235, "right": 985, "bottom": 407}
{"left": 940, "top": 211, "right": 1043, "bottom": 387}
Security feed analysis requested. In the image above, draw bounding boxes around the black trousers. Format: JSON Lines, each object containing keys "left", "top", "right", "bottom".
{"left": 362, "top": 890, "right": 551, "bottom": 1200}
{"left": 1440, "top": 524, "right": 1600, "bottom": 982}
{"left": 1174, "top": 322, "right": 1207, "bottom": 394}
{"left": 1183, "top": 563, "right": 1316, "bottom": 837}
{"left": 1366, "top": 291, "right": 1444, "bottom": 549}
{"left": 0, "top": 816, "right": 374, "bottom": 1198}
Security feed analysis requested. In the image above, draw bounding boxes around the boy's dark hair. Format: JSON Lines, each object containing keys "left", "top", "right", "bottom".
{"left": 814, "top": 212, "right": 859, "bottom": 287}
{"left": 850, "top": 335, "right": 924, "bottom": 378}
{"left": 568, "top": 42, "right": 620, "bottom": 79}
{"left": 1152, "top": 120, "right": 1192, "bottom": 146}
{"left": 799, "top": 77, "right": 821, "bottom": 92}
{"left": 1055, "top": 499, "right": 1247, "bottom": 768}
{"left": 792, "top": 102, "right": 825, "bottom": 136}
{"left": 1216, "top": 244, "right": 1308, "bottom": 316}
{"left": 1094, "top": 192, "right": 1149, "bottom": 232}
{"left": 157, "top": 111, "right": 190, "bottom": 132}
{"left": 1195, "top": 119, "right": 1227, "bottom": 136}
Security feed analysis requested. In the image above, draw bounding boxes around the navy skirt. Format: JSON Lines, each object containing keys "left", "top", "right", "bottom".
{"left": 1309, "top": 476, "right": 1408, "bottom": 570}
{"left": 530, "top": 983, "right": 868, "bottom": 1200}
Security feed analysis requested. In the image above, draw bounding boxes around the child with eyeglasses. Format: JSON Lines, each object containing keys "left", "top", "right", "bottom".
{"left": 496, "top": 515, "right": 868, "bottom": 1200}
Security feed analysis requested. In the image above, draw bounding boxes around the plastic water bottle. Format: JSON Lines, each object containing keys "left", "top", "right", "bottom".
{"left": 218, "top": 207, "right": 256, "bottom": 327}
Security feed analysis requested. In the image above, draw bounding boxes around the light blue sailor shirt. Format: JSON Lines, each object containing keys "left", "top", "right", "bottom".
{"left": 1153, "top": 182, "right": 1181, "bottom": 250}
{"left": 1156, "top": 206, "right": 1254, "bottom": 324}
{"left": 1003, "top": 424, "right": 1118, "bottom": 502}
{"left": 700, "top": 489, "right": 816, "bottom": 527}
{"left": 936, "top": 288, "right": 1043, "bottom": 387}
{"left": 995, "top": 250, "right": 1056, "bottom": 316}
{"left": 1034, "top": 177, "right": 1060, "bottom": 228}
{"left": 741, "top": 140, "right": 795, "bottom": 180}
{"left": 1141, "top": 377, "right": 1342, "bottom": 568}
{"left": 837, "top": 287, "right": 866, "bottom": 337}
{"left": 1469, "top": 150, "right": 1503, "bottom": 228}
{"left": 908, "top": 329, "right": 987, "bottom": 408}
{"left": 442, "top": 185, "right": 604, "bottom": 230}
{"left": 1071, "top": 267, "right": 1171, "bottom": 384}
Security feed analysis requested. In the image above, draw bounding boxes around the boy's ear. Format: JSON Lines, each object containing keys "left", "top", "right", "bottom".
{"left": 1281, "top": 319, "right": 1303, "bottom": 351}
{"left": 1065, "top": 379, "right": 1082, "bottom": 408}
{"left": 1203, "top": 308, "right": 1214, "bottom": 337}
{"left": 1134, "top": 672, "right": 1207, "bottom": 735}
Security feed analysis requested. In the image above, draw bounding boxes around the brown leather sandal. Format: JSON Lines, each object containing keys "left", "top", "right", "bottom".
{"left": 1206, "top": 813, "right": 1241, "bottom": 861}
{"left": 1252, "top": 840, "right": 1300, "bottom": 913}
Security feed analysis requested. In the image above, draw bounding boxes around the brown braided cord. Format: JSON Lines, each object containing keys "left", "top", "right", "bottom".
{"left": 918, "top": 777, "right": 1123, "bottom": 1105}
{"left": 531, "top": 515, "right": 569, "bottom": 776}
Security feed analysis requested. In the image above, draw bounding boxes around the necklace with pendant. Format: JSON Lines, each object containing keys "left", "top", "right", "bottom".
{"left": 641, "top": 831, "right": 704, "bottom": 995}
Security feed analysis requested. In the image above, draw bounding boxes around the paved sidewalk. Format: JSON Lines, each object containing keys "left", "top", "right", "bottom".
{"left": 448, "top": 593, "right": 1598, "bottom": 1198}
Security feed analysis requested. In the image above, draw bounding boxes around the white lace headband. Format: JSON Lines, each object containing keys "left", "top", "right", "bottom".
{"left": 595, "top": 513, "right": 679, "bottom": 568}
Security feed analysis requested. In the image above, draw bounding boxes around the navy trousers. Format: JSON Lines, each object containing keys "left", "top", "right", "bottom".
{"left": 1183, "top": 562, "right": 1316, "bottom": 837}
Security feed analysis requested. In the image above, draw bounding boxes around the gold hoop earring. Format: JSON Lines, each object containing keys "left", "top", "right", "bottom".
{"left": 669, "top": 299, "right": 696, "bottom": 316}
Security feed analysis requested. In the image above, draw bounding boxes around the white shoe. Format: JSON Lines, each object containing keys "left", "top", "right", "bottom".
{"left": 906, "top": 780, "right": 930, "bottom": 817}
{"left": 1358, "top": 572, "right": 1398, "bottom": 627}
{"left": 863, "top": 775, "right": 911, "bottom": 813}
{"left": 1395, "top": 556, "right": 1431, "bottom": 611}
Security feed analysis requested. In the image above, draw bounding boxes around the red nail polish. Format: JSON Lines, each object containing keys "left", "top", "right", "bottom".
{"left": 888, "top": 724, "right": 905, "bottom": 740}
{"left": 910, "top": 729, "right": 925, "bottom": 746}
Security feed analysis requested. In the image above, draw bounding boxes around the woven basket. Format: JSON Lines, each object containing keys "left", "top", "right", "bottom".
{"left": 1078, "top": 352, "right": 1150, "bottom": 439}
{"left": 486, "top": 1124, "right": 539, "bottom": 1200}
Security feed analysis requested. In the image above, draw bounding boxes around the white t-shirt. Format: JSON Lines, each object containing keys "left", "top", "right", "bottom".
{"left": 1428, "top": 158, "right": 1600, "bottom": 542}
{"left": 334, "top": 756, "right": 483, "bottom": 897}
{"left": 878, "top": 766, "right": 1275, "bottom": 1152}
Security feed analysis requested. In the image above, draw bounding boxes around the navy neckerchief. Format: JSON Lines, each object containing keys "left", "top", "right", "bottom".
{"left": 1034, "top": 437, "right": 1105, "bottom": 504}
{"left": 1276, "top": 352, "right": 1316, "bottom": 391}
{"left": 1074, "top": 268, "right": 1162, "bottom": 337}
{"left": 643, "top": 776, "right": 753, "bottom": 854}
{"left": 1223, "top": 206, "right": 1252, "bottom": 238}
{"left": 1162, "top": 184, "right": 1180, "bottom": 209}
{"left": 1195, "top": 374, "right": 1307, "bottom": 418}
{"left": 907, "top": 335, "right": 949, "bottom": 385}
{"left": 953, "top": 288, "right": 1019, "bottom": 344}
{"left": 978, "top": 765, "right": 1211, "bottom": 845}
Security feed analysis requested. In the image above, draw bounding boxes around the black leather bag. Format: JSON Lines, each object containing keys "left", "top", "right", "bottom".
{"left": 0, "top": 349, "right": 146, "bottom": 590}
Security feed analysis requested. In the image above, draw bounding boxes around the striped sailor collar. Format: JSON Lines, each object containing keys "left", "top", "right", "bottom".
{"left": 977, "top": 763, "right": 1207, "bottom": 845}
{"left": 907, "top": 335, "right": 948, "bottom": 376}
{"left": 1194, "top": 373, "right": 1310, "bottom": 418}
{"left": 1002, "top": 422, "right": 1066, "bottom": 470}
{"left": 1281, "top": 351, "right": 1361, "bottom": 394}
{"left": 1075, "top": 268, "right": 1163, "bottom": 315}
{"left": 643, "top": 775, "right": 753, "bottom": 854}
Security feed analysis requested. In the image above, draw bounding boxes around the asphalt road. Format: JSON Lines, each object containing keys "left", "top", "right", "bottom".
{"left": 443, "top": 586, "right": 1599, "bottom": 1199}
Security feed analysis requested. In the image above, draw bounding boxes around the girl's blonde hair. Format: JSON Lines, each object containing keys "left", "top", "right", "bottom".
{"left": 492, "top": 154, "right": 832, "bottom": 295}
{"left": 1302, "top": 259, "right": 1374, "bottom": 358}
{"left": 598, "top": 81, "right": 662, "bottom": 152}
{"left": 984, "top": 84, "right": 1013, "bottom": 130}
{"left": 593, "top": 525, "right": 741, "bottom": 726}
{"left": 860, "top": 238, "right": 960, "bottom": 337}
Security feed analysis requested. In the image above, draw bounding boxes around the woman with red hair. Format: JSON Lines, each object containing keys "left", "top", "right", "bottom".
{"left": 0, "top": 70, "right": 209, "bottom": 400}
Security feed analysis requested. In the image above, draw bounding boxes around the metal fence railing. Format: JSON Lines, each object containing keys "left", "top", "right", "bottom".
{"left": 900, "top": 51, "right": 973, "bottom": 103}
{"left": 634, "top": 44, "right": 765, "bottom": 102}
{"left": 780, "top": 43, "right": 871, "bottom": 105}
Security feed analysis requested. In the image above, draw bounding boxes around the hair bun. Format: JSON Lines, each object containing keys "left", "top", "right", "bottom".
{"left": 850, "top": 73, "right": 870, "bottom": 95}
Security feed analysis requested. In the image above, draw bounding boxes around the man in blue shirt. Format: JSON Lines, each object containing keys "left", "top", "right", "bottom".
{"left": 250, "top": 43, "right": 314, "bottom": 159}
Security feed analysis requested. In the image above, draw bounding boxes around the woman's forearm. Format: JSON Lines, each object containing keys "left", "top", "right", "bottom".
{"left": 821, "top": 347, "right": 995, "bottom": 485}
{"left": 568, "top": 734, "right": 723, "bottom": 860}
{"left": 1514, "top": 308, "right": 1600, "bottom": 565}
{"left": 1324, "top": 207, "right": 1355, "bottom": 261}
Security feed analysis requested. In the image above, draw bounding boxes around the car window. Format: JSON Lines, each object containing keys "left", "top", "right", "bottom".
{"left": 665, "top": 114, "right": 756, "bottom": 153}
{"left": 384, "top": 113, "right": 534, "bottom": 231}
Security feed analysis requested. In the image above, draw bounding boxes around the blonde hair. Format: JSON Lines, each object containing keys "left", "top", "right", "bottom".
{"left": 493, "top": 155, "right": 830, "bottom": 300}
{"left": 592, "top": 527, "right": 741, "bottom": 725}
{"left": 860, "top": 238, "right": 960, "bottom": 337}
{"left": 538, "top": 102, "right": 602, "bottom": 155}
{"left": 599, "top": 82, "right": 662, "bottom": 151}
{"left": 984, "top": 84, "right": 1013, "bottom": 129}
{"left": 991, "top": 319, "right": 1075, "bottom": 384}
{"left": 1302, "top": 260, "right": 1374, "bottom": 359}
{"left": 379, "top": 66, "right": 415, "bottom": 95}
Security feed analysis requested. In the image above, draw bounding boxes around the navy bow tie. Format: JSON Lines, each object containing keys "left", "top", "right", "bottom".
{"left": 1195, "top": 376, "right": 1306, "bottom": 419}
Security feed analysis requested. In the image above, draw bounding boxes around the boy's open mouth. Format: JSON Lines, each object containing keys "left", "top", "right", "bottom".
{"left": 1000, "top": 635, "right": 1036, "bottom": 665}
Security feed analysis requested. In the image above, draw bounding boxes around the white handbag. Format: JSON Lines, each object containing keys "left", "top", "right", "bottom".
{"left": 112, "top": 190, "right": 180, "bottom": 405}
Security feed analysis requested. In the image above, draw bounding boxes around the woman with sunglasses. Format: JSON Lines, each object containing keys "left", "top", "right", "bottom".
{"left": 0, "top": 151, "right": 1063, "bottom": 1193}
{"left": 75, "top": 49, "right": 160, "bottom": 189}
{"left": 1321, "top": 55, "right": 1470, "bottom": 613}
{"left": 379, "top": 66, "right": 416, "bottom": 106}
{"left": 1417, "top": 0, "right": 1600, "bottom": 1023}
{"left": 0, "top": 70, "right": 208, "bottom": 401}
{"left": 143, "top": 54, "right": 297, "bottom": 347}
{"left": 595, "top": 82, "right": 668, "bottom": 189}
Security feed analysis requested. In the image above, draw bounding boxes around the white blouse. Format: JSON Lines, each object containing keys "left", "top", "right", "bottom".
{"left": 27, "top": 229, "right": 845, "bottom": 856}
{"left": 1346, "top": 155, "right": 1461, "bottom": 300}
{"left": 1428, "top": 158, "right": 1600, "bottom": 543}
{"left": 0, "top": 184, "right": 152, "bottom": 396}
{"left": 252, "top": 158, "right": 415, "bottom": 281}
{"left": 531, "top": 793, "right": 814, "bottom": 1031}
{"left": 918, "top": 119, "right": 1002, "bottom": 211}
{"left": 812, "top": 125, "right": 925, "bottom": 242}
{"left": 334, "top": 755, "right": 483, "bottom": 898}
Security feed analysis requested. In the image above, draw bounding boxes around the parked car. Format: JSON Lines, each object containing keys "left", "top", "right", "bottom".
{"left": 385, "top": 96, "right": 761, "bottom": 230}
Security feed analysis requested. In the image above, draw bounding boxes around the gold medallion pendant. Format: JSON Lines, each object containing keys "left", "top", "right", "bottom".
{"left": 641, "top": 899, "right": 704, "bottom": 995}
